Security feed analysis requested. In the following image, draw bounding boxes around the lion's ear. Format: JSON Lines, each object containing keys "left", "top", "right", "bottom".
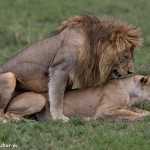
{"left": 140, "top": 76, "right": 148, "bottom": 86}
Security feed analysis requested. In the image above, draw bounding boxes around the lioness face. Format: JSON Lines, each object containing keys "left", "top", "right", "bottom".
{"left": 111, "top": 48, "right": 134, "bottom": 78}
{"left": 140, "top": 76, "right": 150, "bottom": 101}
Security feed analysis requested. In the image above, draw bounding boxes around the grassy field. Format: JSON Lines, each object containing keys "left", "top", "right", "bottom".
{"left": 0, "top": 0, "right": 150, "bottom": 149}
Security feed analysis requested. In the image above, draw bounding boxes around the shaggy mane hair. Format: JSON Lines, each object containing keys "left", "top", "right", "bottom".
{"left": 54, "top": 13, "right": 143, "bottom": 86}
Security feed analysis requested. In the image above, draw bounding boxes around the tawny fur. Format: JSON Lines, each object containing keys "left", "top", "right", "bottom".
{"left": 0, "top": 14, "right": 143, "bottom": 120}
{"left": 5, "top": 75, "right": 150, "bottom": 121}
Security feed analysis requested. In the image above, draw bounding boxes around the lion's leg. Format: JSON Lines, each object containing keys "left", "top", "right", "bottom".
{"left": 0, "top": 72, "right": 16, "bottom": 119}
{"left": 5, "top": 92, "right": 46, "bottom": 120}
{"left": 128, "top": 107, "right": 150, "bottom": 116}
{"left": 48, "top": 46, "right": 76, "bottom": 122}
{"left": 93, "top": 103, "right": 113, "bottom": 119}
{"left": 106, "top": 109, "right": 144, "bottom": 120}
{"left": 48, "top": 74, "right": 69, "bottom": 121}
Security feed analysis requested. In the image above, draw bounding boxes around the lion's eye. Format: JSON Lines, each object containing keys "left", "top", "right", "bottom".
{"left": 119, "top": 57, "right": 126, "bottom": 64}
{"left": 124, "top": 55, "right": 129, "bottom": 59}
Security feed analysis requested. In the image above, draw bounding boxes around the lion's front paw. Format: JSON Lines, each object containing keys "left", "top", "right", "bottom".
{"left": 0, "top": 114, "right": 8, "bottom": 122}
{"left": 52, "top": 114, "right": 69, "bottom": 122}
{"left": 5, "top": 113, "right": 22, "bottom": 121}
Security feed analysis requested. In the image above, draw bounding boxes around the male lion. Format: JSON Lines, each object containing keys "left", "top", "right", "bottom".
{"left": 4, "top": 75, "right": 150, "bottom": 121}
{"left": 0, "top": 14, "right": 142, "bottom": 121}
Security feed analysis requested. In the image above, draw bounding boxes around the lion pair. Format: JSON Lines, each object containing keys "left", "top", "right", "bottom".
{"left": 3, "top": 74, "right": 150, "bottom": 121}
{"left": 0, "top": 13, "right": 146, "bottom": 121}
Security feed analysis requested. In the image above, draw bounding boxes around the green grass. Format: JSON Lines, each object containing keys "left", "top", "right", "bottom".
{"left": 1, "top": 117, "right": 150, "bottom": 150}
{"left": 0, "top": 0, "right": 150, "bottom": 149}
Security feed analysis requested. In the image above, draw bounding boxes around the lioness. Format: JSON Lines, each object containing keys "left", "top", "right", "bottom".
{"left": 0, "top": 14, "right": 142, "bottom": 121}
{"left": 5, "top": 75, "right": 150, "bottom": 121}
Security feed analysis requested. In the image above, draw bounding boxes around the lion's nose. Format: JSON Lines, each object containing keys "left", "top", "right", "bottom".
{"left": 112, "top": 69, "right": 118, "bottom": 73}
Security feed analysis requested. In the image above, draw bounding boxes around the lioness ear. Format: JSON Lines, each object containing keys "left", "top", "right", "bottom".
{"left": 140, "top": 76, "right": 148, "bottom": 86}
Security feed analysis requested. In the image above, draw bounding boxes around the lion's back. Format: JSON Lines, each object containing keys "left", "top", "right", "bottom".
{"left": 0, "top": 36, "right": 62, "bottom": 77}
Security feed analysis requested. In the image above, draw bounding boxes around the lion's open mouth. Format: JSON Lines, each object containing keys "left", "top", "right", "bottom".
{"left": 114, "top": 73, "right": 122, "bottom": 78}
{"left": 111, "top": 69, "right": 122, "bottom": 79}
{"left": 111, "top": 71, "right": 133, "bottom": 80}
{"left": 111, "top": 73, "right": 122, "bottom": 79}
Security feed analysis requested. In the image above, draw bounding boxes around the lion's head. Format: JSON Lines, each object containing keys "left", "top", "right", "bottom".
{"left": 81, "top": 14, "right": 142, "bottom": 84}
{"left": 55, "top": 14, "right": 143, "bottom": 86}
{"left": 86, "top": 15, "right": 143, "bottom": 83}
{"left": 110, "top": 47, "right": 134, "bottom": 79}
